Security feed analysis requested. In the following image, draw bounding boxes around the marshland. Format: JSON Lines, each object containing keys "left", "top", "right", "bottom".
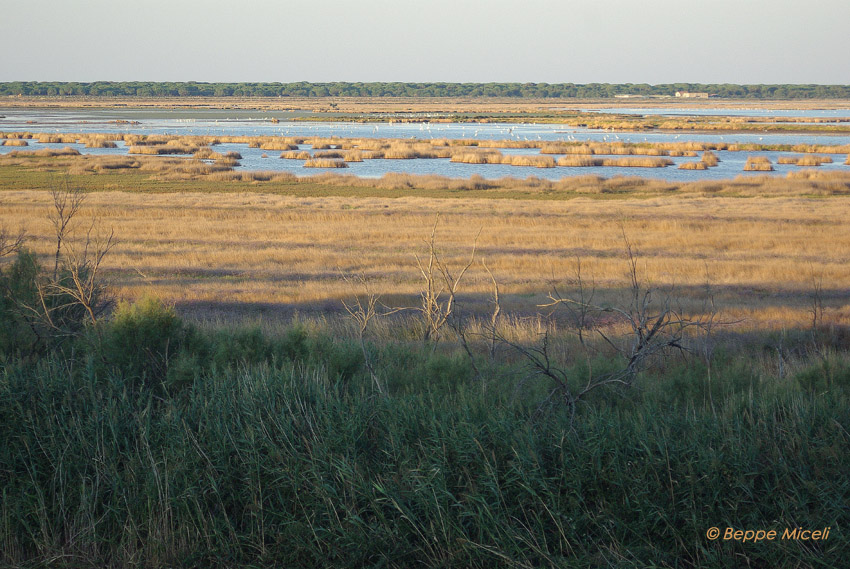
{"left": 2, "top": 94, "right": 850, "bottom": 568}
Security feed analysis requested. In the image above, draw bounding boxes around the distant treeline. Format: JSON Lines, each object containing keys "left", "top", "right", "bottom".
{"left": 2, "top": 81, "right": 850, "bottom": 99}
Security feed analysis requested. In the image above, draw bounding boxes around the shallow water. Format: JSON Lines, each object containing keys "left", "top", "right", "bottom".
{"left": 2, "top": 108, "right": 849, "bottom": 181}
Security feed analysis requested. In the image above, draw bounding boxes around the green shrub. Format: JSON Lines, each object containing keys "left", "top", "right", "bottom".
{"left": 211, "top": 326, "right": 272, "bottom": 369}
{"left": 100, "top": 296, "right": 192, "bottom": 392}
{"left": 0, "top": 250, "right": 41, "bottom": 357}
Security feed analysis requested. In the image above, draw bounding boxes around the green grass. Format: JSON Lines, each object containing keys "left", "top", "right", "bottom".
{"left": 0, "top": 162, "right": 627, "bottom": 201}
{"left": 1, "top": 306, "right": 849, "bottom": 568}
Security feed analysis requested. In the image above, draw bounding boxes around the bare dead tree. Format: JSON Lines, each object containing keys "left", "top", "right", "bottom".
{"left": 16, "top": 184, "right": 115, "bottom": 346}
{"left": 341, "top": 272, "right": 403, "bottom": 395}
{"left": 808, "top": 265, "right": 826, "bottom": 353}
{"left": 482, "top": 261, "right": 502, "bottom": 364}
{"left": 48, "top": 179, "right": 86, "bottom": 280}
{"left": 47, "top": 222, "right": 115, "bottom": 327}
{"left": 505, "top": 233, "right": 709, "bottom": 423}
{"left": 414, "top": 218, "right": 479, "bottom": 349}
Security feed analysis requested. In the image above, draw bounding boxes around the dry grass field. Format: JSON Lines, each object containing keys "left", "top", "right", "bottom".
{"left": 2, "top": 185, "right": 849, "bottom": 332}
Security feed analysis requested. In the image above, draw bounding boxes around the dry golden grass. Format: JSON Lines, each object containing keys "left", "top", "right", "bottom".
{"left": 382, "top": 147, "right": 419, "bottom": 159}
{"left": 3, "top": 188, "right": 850, "bottom": 331}
{"left": 668, "top": 150, "right": 699, "bottom": 157}
{"left": 193, "top": 147, "right": 224, "bottom": 160}
{"left": 557, "top": 156, "right": 602, "bottom": 167}
{"left": 602, "top": 157, "right": 673, "bottom": 168}
{"left": 701, "top": 150, "right": 720, "bottom": 166}
{"left": 2, "top": 139, "right": 28, "bottom": 147}
{"left": 303, "top": 158, "right": 348, "bottom": 168}
{"left": 313, "top": 150, "right": 345, "bottom": 159}
{"left": 129, "top": 143, "right": 200, "bottom": 155}
{"left": 502, "top": 155, "right": 557, "bottom": 168}
{"left": 5, "top": 146, "right": 81, "bottom": 157}
{"left": 678, "top": 161, "right": 708, "bottom": 170}
{"left": 37, "top": 134, "right": 77, "bottom": 144}
{"left": 260, "top": 141, "right": 299, "bottom": 151}
{"left": 744, "top": 156, "right": 774, "bottom": 171}
{"left": 777, "top": 155, "right": 833, "bottom": 166}
{"left": 280, "top": 151, "right": 312, "bottom": 160}
{"left": 449, "top": 150, "right": 504, "bottom": 164}
{"left": 84, "top": 139, "right": 118, "bottom": 149}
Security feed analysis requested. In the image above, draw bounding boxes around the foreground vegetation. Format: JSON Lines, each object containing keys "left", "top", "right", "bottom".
{"left": 1, "top": 250, "right": 849, "bottom": 567}
{"left": 4, "top": 81, "right": 850, "bottom": 99}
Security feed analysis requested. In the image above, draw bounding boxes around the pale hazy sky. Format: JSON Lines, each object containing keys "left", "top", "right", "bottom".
{"left": 2, "top": 0, "right": 849, "bottom": 84}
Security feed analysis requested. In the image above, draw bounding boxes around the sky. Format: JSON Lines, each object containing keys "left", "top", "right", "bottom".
{"left": 2, "top": 0, "right": 849, "bottom": 84}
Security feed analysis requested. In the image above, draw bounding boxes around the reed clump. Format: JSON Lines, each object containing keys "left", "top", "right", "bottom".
{"left": 129, "top": 142, "right": 199, "bottom": 155}
{"left": 2, "top": 139, "right": 28, "bottom": 146}
{"left": 557, "top": 155, "right": 603, "bottom": 167}
{"left": 303, "top": 158, "right": 348, "bottom": 168}
{"left": 313, "top": 150, "right": 345, "bottom": 159}
{"left": 37, "top": 133, "right": 77, "bottom": 144}
{"left": 744, "top": 156, "right": 774, "bottom": 171}
{"left": 193, "top": 147, "right": 222, "bottom": 160}
{"left": 310, "top": 141, "right": 343, "bottom": 150}
{"left": 679, "top": 161, "right": 708, "bottom": 170}
{"left": 84, "top": 139, "right": 118, "bottom": 149}
{"left": 383, "top": 147, "right": 419, "bottom": 159}
{"left": 7, "top": 146, "right": 81, "bottom": 157}
{"left": 502, "top": 154, "right": 556, "bottom": 168}
{"left": 701, "top": 150, "right": 720, "bottom": 166}
{"left": 777, "top": 155, "right": 833, "bottom": 166}
{"left": 66, "top": 156, "right": 142, "bottom": 174}
{"left": 260, "top": 141, "right": 299, "bottom": 151}
{"left": 601, "top": 157, "right": 673, "bottom": 168}
{"left": 280, "top": 151, "right": 312, "bottom": 160}
{"left": 0, "top": 131, "right": 33, "bottom": 139}
{"left": 449, "top": 151, "right": 503, "bottom": 165}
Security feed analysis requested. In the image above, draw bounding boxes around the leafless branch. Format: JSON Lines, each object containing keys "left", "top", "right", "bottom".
{"left": 48, "top": 179, "right": 86, "bottom": 280}
{"left": 414, "top": 217, "right": 480, "bottom": 348}
{"left": 507, "top": 233, "right": 716, "bottom": 423}
{"left": 0, "top": 225, "right": 26, "bottom": 259}
{"left": 341, "top": 271, "right": 404, "bottom": 395}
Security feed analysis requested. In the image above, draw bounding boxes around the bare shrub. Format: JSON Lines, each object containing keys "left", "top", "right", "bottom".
{"left": 414, "top": 219, "right": 479, "bottom": 347}
{"left": 504, "top": 233, "right": 707, "bottom": 422}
